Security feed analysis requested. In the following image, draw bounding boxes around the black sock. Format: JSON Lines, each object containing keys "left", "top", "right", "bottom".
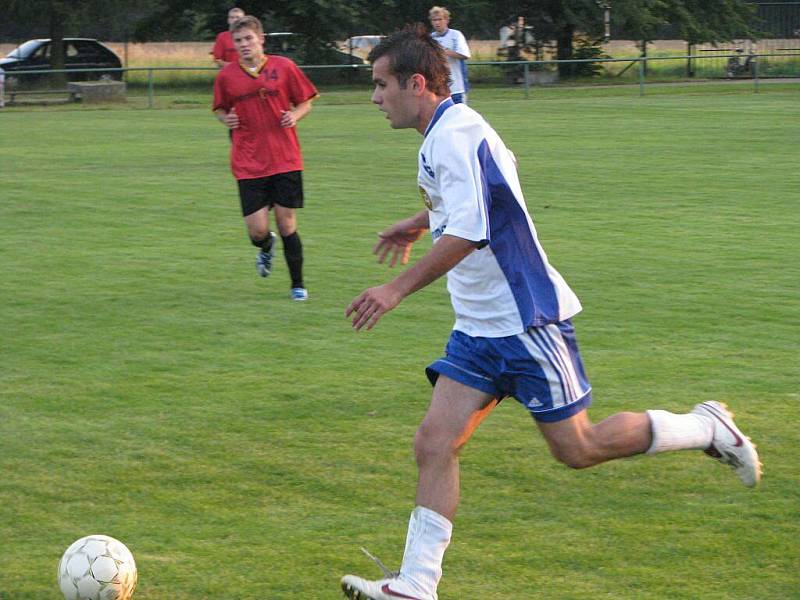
{"left": 251, "top": 232, "right": 274, "bottom": 251}
{"left": 282, "top": 231, "right": 303, "bottom": 288}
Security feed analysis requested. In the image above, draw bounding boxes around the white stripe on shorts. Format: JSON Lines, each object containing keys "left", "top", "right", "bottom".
{"left": 517, "top": 324, "right": 581, "bottom": 409}
{"left": 538, "top": 325, "right": 582, "bottom": 400}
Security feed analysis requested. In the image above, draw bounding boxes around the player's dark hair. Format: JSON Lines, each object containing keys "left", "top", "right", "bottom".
{"left": 231, "top": 15, "right": 263, "bottom": 36}
{"left": 367, "top": 24, "right": 451, "bottom": 97}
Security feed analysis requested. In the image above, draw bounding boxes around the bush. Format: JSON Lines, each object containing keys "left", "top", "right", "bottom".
{"left": 570, "top": 39, "right": 611, "bottom": 78}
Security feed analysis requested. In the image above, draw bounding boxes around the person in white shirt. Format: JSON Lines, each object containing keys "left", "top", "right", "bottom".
{"left": 428, "top": 6, "right": 470, "bottom": 103}
{"left": 0, "top": 67, "right": 5, "bottom": 108}
{"left": 340, "top": 25, "right": 761, "bottom": 600}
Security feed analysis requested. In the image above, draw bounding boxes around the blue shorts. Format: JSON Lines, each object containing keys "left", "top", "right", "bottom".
{"left": 426, "top": 321, "right": 592, "bottom": 423}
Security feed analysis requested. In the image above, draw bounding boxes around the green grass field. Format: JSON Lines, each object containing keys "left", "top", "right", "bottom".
{"left": 1, "top": 85, "right": 799, "bottom": 599}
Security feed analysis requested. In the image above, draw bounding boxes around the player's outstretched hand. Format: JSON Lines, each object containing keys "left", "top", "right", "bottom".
{"left": 346, "top": 283, "right": 402, "bottom": 331}
{"left": 374, "top": 225, "right": 425, "bottom": 267}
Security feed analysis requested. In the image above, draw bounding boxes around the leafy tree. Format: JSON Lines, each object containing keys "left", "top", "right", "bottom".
{"left": 4, "top": 0, "right": 161, "bottom": 82}
{"left": 474, "top": 0, "right": 759, "bottom": 78}
{"left": 134, "top": 0, "right": 375, "bottom": 62}
{"left": 572, "top": 38, "right": 611, "bottom": 77}
{"left": 248, "top": 0, "right": 365, "bottom": 62}
{"left": 612, "top": 0, "right": 757, "bottom": 75}
{"left": 4, "top": 0, "right": 72, "bottom": 84}
{"left": 459, "top": 0, "right": 611, "bottom": 77}
{"left": 612, "top": 0, "right": 757, "bottom": 44}
{"left": 132, "top": 0, "right": 218, "bottom": 42}
{"left": 2, "top": 0, "right": 765, "bottom": 75}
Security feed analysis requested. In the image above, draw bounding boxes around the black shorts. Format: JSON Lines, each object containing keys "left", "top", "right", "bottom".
{"left": 237, "top": 171, "right": 304, "bottom": 216}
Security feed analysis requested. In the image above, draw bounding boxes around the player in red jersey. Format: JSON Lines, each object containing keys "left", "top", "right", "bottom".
{"left": 210, "top": 7, "right": 245, "bottom": 67}
{"left": 213, "top": 15, "right": 318, "bottom": 300}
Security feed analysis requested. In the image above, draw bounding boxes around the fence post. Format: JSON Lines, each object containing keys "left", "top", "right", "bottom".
{"left": 147, "top": 69, "right": 154, "bottom": 109}
{"left": 638, "top": 58, "right": 645, "bottom": 96}
{"left": 524, "top": 62, "right": 530, "bottom": 99}
{"left": 753, "top": 55, "right": 760, "bottom": 94}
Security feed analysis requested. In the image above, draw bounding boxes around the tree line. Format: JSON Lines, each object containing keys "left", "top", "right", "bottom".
{"left": 4, "top": 0, "right": 761, "bottom": 71}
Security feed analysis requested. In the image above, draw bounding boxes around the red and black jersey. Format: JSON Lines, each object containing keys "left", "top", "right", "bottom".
{"left": 213, "top": 55, "right": 318, "bottom": 180}
{"left": 210, "top": 31, "right": 238, "bottom": 64}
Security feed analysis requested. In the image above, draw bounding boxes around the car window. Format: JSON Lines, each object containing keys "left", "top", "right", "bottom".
{"left": 74, "top": 41, "right": 94, "bottom": 56}
{"left": 31, "top": 43, "right": 50, "bottom": 61}
{"left": 76, "top": 41, "right": 105, "bottom": 59}
{"left": 7, "top": 40, "right": 42, "bottom": 59}
{"left": 65, "top": 42, "right": 79, "bottom": 58}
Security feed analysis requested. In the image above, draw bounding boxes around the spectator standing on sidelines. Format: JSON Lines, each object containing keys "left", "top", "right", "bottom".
{"left": 212, "top": 15, "right": 318, "bottom": 301}
{"left": 428, "top": 6, "right": 470, "bottom": 104}
{"left": 211, "top": 7, "right": 245, "bottom": 67}
{"left": 340, "top": 25, "right": 761, "bottom": 600}
{"left": 0, "top": 66, "right": 5, "bottom": 108}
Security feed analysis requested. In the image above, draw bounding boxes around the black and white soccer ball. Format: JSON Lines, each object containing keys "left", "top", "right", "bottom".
{"left": 57, "top": 534, "right": 137, "bottom": 600}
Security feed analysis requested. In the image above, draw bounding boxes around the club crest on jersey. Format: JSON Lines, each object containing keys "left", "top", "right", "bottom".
{"left": 420, "top": 153, "right": 435, "bottom": 178}
{"left": 419, "top": 186, "right": 433, "bottom": 210}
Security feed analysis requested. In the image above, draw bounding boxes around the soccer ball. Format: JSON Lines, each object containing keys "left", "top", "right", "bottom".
{"left": 57, "top": 534, "right": 137, "bottom": 600}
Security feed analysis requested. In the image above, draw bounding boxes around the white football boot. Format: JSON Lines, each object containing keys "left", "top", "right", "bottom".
{"left": 341, "top": 548, "right": 433, "bottom": 600}
{"left": 692, "top": 401, "right": 762, "bottom": 487}
{"left": 341, "top": 574, "right": 431, "bottom": 600}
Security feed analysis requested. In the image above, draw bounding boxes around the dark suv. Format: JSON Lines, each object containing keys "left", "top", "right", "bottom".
{"left": 0, "top": 38, "right": 122, "bottom": 87}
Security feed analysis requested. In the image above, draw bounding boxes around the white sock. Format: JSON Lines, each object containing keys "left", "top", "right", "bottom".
{"left": 399, "top": 506, "right": 452, "bottom": 599}
{"left": 646, "top": 409, "right": 714, "bottom": 455}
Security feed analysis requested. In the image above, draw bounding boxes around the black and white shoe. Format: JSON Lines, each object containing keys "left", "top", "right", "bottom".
{"left": 255, "top": 232, "right": 276, "bottom": 277}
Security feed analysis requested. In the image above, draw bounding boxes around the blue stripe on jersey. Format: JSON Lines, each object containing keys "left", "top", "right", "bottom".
{"left": 477, "top": 139, "right": 560, "bottom": 326}
{"left": 424, "top": 98, "right": 455, "bottom": 137}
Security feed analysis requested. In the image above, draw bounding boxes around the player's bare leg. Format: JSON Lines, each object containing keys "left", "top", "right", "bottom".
{"left": 537, "top": 409, "right": 651, "bottom": 469}
{"left": 342, "top": 377, "right": 496, "bottom": 600}
{"left": 273, "top": 204, "right": 296, "bottom": 237}
{"left": 245, "top": 207, "right": 275, "bottom": 278}
{"left": 538, "top": 404, "right": 760, "bottom": 486}
{"left": 414, "top": 376, "right": 497, "bottom": 520}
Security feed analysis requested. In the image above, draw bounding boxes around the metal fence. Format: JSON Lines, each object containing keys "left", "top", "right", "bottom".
{"left": 2, "top": 52, "right": 798, "bottom": 108}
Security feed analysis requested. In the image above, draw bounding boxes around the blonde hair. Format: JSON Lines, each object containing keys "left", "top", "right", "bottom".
{"left": 428, "top": 6, "right": 450, "bottom": 19}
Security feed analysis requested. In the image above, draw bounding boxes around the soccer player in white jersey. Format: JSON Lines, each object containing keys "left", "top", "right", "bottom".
{"left": 341, "top": 25, "right": 761, "bottom": 600}
{"left": 429, "top": 6, "right": 470, "bottom": 104}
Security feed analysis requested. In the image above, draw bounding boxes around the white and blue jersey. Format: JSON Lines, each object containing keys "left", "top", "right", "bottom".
{"left": 419, "top": 98, "right": 582, "bottom": 338}
{"left": 421, "top": 99, "right": 591, "bottom": 422}
{"left": 430, "top": 28, "right": 470, "bottom": 95}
